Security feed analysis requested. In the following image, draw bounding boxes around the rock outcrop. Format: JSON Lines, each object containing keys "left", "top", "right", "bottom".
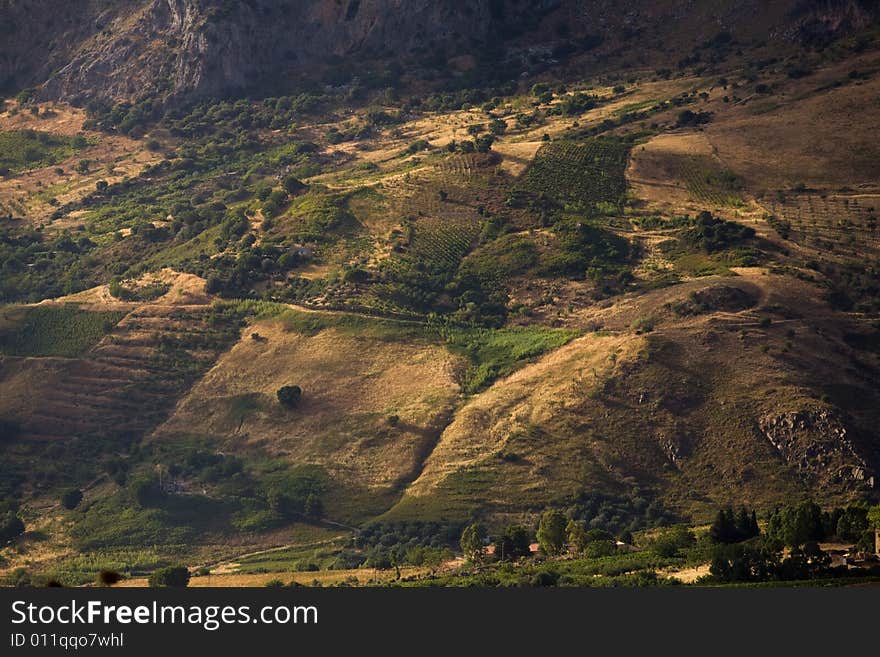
{"left": 758, "top": 408, "right": 875, "bottom": 491}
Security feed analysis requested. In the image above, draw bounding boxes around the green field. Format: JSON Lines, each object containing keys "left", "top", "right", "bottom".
{"left": 519, "top": 139, "right": 631, "bottom": 210}
{"left": 0, "top": 130, "right": 83, "bottom": 174}
{"left": 442, "top": 325, "right": 581, "bottom": 393}
{"left": 0, "top": 305, "right": 126, "bottom": 357}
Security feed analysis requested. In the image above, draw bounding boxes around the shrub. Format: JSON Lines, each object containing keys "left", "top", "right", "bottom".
{"left": 282, "top": 175, "right": 306, "bottom": 195}
{"left": 277, "top": 385, "right": 302, "bottom": 408}
{"left": 130, "top": 475, "right": 165, "bottom": 507}
{"left": 60, "top": 489, "right": 83, "bottom": 510}
{"left": 97, "top": 570, "right": 123, "bottom": 586}
{"left": 0, "top": 512, "right": 25, "bottom": 543}
{"left": 148, "top": 566, "right": 190, "bottom": 588}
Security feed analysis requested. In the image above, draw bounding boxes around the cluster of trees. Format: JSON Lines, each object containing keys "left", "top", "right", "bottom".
{"left": 709, "top": 507, "right": 760, "bottom": 544}
{"left": 676, "top": 109, "right": 713, "bottom": 127}
{"left": 548, "top": 92, "right": 599, "bottom": 117}
{"left": 353, "top": 521, "right": 462, "bottom": 569}
{"left": 707, "top": 501, "right": 880, "bottom": 583}
{"left": 765, "top": 501, "right": 876, "bottom": 551}
{"left": 87, "top": 93, "right": 331, "bottom": 138}
{"left": 683, "top": 211, "right": 756, "bottom": 253}
{"left": 262, "top": 466, "right": 327, "bottom": 525}
{"left": 460, "top": 509, "right": 628, "bottom": 564}
{"left": 445, "top": 134, "right": 496, "bottom": 154}
{"left": 710, "top": 541, "right": 838, "bottom": 583}
{"left": 0, "top": 226, "right": 102, "bottom": 303}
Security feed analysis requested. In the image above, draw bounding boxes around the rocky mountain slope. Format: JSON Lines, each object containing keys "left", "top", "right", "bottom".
{"left": 1, "top": 0, "right": 878, "bottom": 105}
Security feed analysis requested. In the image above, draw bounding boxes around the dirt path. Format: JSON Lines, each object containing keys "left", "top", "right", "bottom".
{"left": 662, "top": 563, "right": 711, "bottom": 583}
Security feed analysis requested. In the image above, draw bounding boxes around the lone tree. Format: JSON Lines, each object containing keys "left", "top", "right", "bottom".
{"left": 60, "top": 488, "right": 83, "bottom": 510}
{"left": 460, "top": 523, "right": 488, "bottom": 564}
{"left": 489, "top": 118, "right": 507, "bottom": 135}
{"left": 131, "top": 475, "right": 165, "bottom": 507}
{"left": 494, "top": 525, "right": 531, "bottom": 561}
{"left": 565, "top": 519, "right": 589, "bottom": 554}
{"left": 277, "top": 385, "right": 302, "bottom": 408}
{"left": 537, "top": 509, "right": 567, "bottom": 556}
{"left": 148, "top": 566, "right": 190, "bottom": 588}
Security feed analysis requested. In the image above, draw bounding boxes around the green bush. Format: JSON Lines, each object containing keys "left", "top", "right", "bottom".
{"left": 148, "top": 566, "right": 190, "bottom": 587}
{"left": 0, "top": 512, "right": 25, "bottom": 543}
{"left": 61, "top": 489, "right": 84, "bottom": 510}
{"left": 277, "top": 385, "right": 302, "bottom": 408}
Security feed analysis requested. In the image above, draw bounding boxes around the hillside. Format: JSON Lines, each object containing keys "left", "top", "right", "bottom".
{"left": 0, "top": 0, "right": 879, "bottom": 585}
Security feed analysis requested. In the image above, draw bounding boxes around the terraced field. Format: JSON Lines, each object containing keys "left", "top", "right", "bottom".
{"left": 355, "top": 154, "right": 499, "bottom": 315}
{"left": 391, "top": 154, "right": 497, "bottom": 216}
{"left": 20, "top": 304, "right": 242, "bottom": 442}
{"left": 674, "top": 156, "right": 745, "bottom": 208}
{"left": 766, "top": 192, "right": 880, "bottom": 260}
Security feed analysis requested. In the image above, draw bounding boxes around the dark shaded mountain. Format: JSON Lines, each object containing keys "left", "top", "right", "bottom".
{"left": 1, "top": 0, "right": 877, "bottom": 106}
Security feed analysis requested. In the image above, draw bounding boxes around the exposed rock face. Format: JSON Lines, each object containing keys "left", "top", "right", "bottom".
{"left": 3, "top": 0, "right": 557, "bottom": 104}
{"left": 787, "top": 0, "right": 880, "bottom": 44}
{"left": 0, "top": 0, "right": 876, "bottom": 106}
{"left": 758, "top": 408, "right": 875, "bottom": 491}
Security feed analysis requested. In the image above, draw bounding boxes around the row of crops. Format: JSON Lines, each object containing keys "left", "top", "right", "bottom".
{"left": 767, "top": 193, "right": 880, "bottom": 259}
{"left": 675, "top": 156, "right": 745, "bottom": 208}
{"left": 0, "top": 305, "right": 127, "bottom": 358}
{"left": 359, "top": 154, "right": 499, "bottom": 315}
{"left": 518, "top": 139, "right": 630, "bottom": 210}
{"left": 375, "top": 215, "right": 484, "bottom": 312}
